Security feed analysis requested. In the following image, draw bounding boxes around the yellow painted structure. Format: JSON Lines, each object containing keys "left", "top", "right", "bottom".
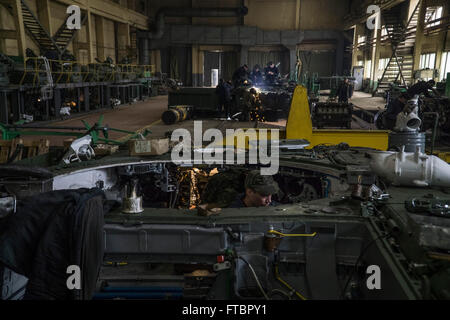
{"left": 217, "top": 85, "right": 389, "bottom": 151}
{"left": 286, "top": 86, "right": 389, "bottom": 150}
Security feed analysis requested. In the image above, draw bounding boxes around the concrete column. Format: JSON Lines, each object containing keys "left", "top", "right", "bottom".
{"left": 285, "top": 45, "right": 297, "bottom": 80}
{"left": 295, "top": 0, "right": 300, "bottom": 30}
{"left": 0, "top": 38, "right": 5, "bottom": 54}
{"left": 192, "top": 45, "right": 200, "bottom": 86}
{"left": 138, "top": 37, "right": 149, "bottom": 65}
{"left": 95, "top": 15, "right": 105, "bottom": 61}
{"left": 243, "top": 0, "right": 249, "bottom": 25}
{"left": 352, "top": 23, "right": 364, "bottom": 68}
{"left": 191, "top": 45, "right": 204, "bottom": 86}
{"left": 150, "top": 50, "right": 161, "bottom": 73}
{"left": 412, "top": 0, "right": 426, "bottom": 72}
{"left": 72, "top": 32, "right": 79, "bottom": 60}
{"left": 240, "top": 45, "right": 249, "bottom": 66}
{"left": 435, "top": 33, "right": 446, "bottom": 81}
{"left": 127, "top": 0, "right": 135, "bottom": 11}
{"left": 125, "top": 23, "right": 130, "bottom": 47}
{"left": 36, "top": 0, "right": 53, "bottom": 36}
{"left": 336, "top": 35, "right": 345, "bottom": 75}
{"left": 435, "top": 2, "right": 448, "bottom": 81}
{"left": 86, "top": 10, "right": 95, "bottom": 63}
{"left": 117, "top": 23, "right": 130, "bottom": 63}
{"left": 371, "top": 26, "right": 381, "bottom": 85}
{"left": 0, "top": 7, "right": 7, "bottom": 53}
{"left": 198, "top": 49, "right": 204, "bottom": 86}
{"left": 12, "top": 0, "right": 27, "bottom": 57}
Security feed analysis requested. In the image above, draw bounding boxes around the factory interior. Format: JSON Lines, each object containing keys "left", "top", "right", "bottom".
{"left": 0, "top": 0, "right": 450, "bottom": 302}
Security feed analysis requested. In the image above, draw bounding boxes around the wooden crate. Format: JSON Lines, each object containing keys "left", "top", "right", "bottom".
{"left": 0, "top": 139, "right": 50, "bottom": 164}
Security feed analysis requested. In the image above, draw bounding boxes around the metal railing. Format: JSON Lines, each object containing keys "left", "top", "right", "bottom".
{"left": 17, "top": 57, "right": 155, "bottom": 86}
{"left": 19, "top": 57, "right": 52, "bottom": 86}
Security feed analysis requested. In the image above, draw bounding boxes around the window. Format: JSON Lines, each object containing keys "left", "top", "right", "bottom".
{"left": 426, "top": 6, "right": 443, "bottom": 27}
{"left": 441, "top": 52, "right": 450, "bottom": 81}
{"left": 419, "top": 53, "right": 436, "bottom": 69}
{"left": 358, "top": 35, "right": 366, "bottom": 45}
{"left": 378, "top": 58, "right": 389, "bottom": 71}
{"left": 364, "top": 60, "right": 372, "bottom": 78}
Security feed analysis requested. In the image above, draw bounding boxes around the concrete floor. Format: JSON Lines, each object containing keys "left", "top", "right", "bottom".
{"left": 18, "top": 90, "right": 385, "bottom": 147}
{"left": 20, "top": 96, "right": 168, "bottom": 146}
{"left": 318, "top": 90, "right": 386, "bottom": 111}
{"left": 350, "top": 91, "right": 386, "bottom": 111}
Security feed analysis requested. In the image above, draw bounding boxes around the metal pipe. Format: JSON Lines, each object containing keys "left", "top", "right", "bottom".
{"left": 146, "top": 6, "right": 248, "bottom": 39}
{"left": 159, "top": 6, "right": 248, "bottom": 17}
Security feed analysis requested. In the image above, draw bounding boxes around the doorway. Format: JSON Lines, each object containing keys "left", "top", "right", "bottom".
{"left": 203, "top": 51, "right": 238, "bottom": 87}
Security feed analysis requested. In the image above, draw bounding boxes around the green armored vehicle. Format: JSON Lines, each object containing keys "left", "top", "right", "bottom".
{"left": 0, "top": 138, "right": 449, "bottom": 300}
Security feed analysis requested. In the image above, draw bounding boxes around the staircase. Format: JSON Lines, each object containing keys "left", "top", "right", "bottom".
{"left": 0, "top": 0, "right": 85, "bottom": 57}
{"left": 17, "top": 0, "right": 61, "bottom": 55}
{"left": 373, "top": 1, "right": 421, "bottom": 96}
{"left": 52, "top": 12, "right": 88, "bottom": 56}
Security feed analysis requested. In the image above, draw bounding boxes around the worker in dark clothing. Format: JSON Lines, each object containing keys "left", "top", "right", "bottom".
{"left": 250, "top": 65, "right": 263, "bottom": 86}
{"left": 215, "top": 79, "right": 233, "bottom": 117}
{"left": 407, "top": 80, "right": 438, "bottom": 98}
{"left": 337, "top": 78, "right": 353, "bottom": 103}
{"left": 228, "top": 170, "right": 279, "bottom": 208}
{"left": 264, "top": 62, "right": 279, "bottom": 85}
{"left": 232, "top": 64, "right": 249, "bottom": 87}
{"left": 384, "top": 93, "right": 409, "bottom": 130}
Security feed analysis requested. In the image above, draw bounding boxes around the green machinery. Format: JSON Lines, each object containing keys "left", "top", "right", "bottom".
{"left": 0, "top": 115, "right": 150, "bottom": 145}
{"left": 300, "top": 72, "right": 320, "bottom": 96}
{"left": 320, "top": 76, "right": 356, "bottom": 100}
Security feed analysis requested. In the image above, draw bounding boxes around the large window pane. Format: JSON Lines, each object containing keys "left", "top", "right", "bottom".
{"left": 441, "top": 52, "right": 450, "bottom": 81}
{"left": 426, "top": 6, "right": 443, "bottom": 27}
{"left": 364, "top": 60, "right": 372, "bottom": 78}
{"left": 419, "top": 53, "right": 436, "bottom": 69}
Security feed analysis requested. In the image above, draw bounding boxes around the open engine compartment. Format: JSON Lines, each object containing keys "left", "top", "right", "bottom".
{"left": 97, "top": 216, "right": 417, "bottom": 300}
{"left": 1, "top": 147, "right": 449, "bottom": 300}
